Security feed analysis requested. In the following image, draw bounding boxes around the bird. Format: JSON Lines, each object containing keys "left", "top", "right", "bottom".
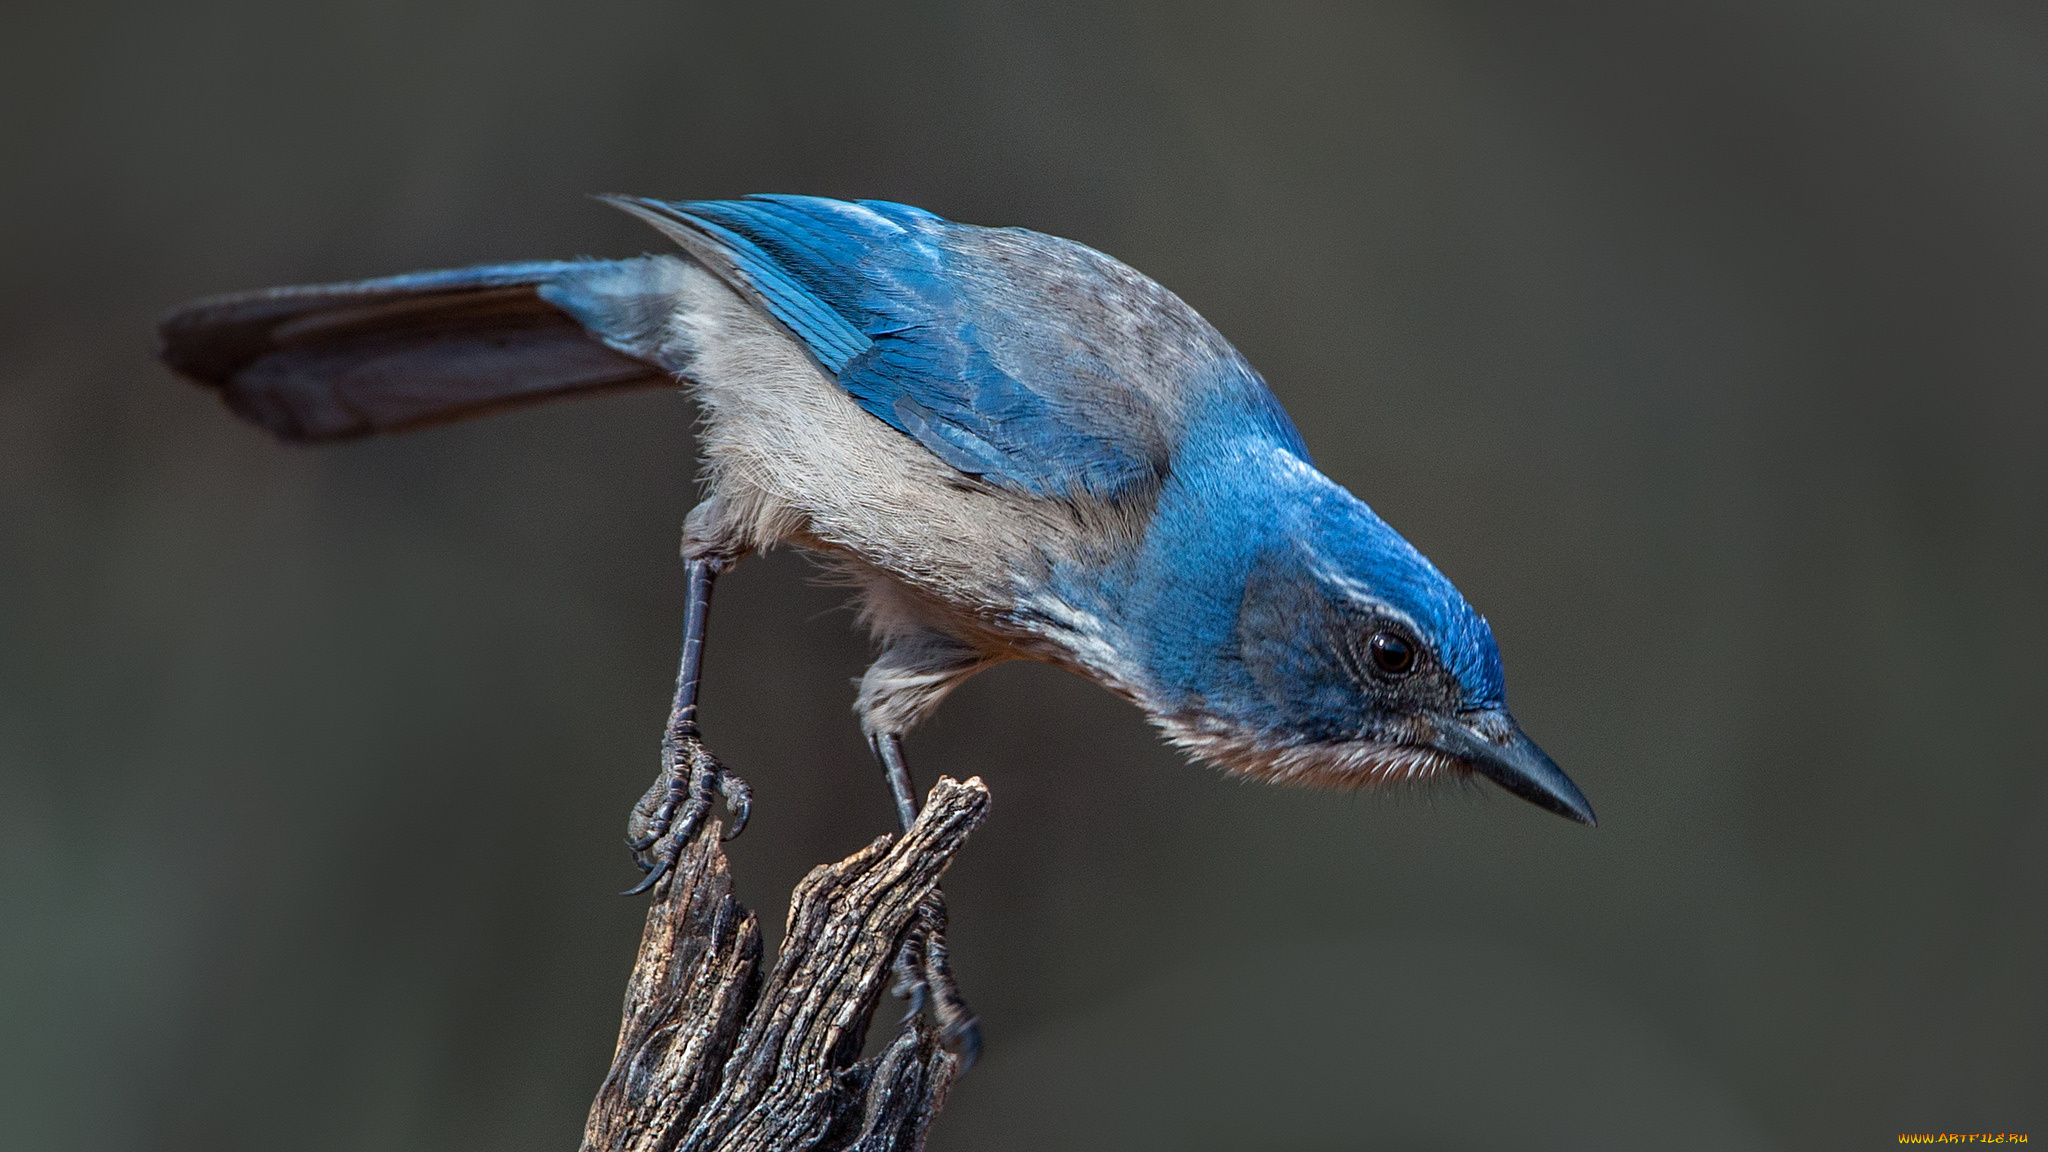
{"left": 158, "top": 193, "right": 1597, "bottom": 1057}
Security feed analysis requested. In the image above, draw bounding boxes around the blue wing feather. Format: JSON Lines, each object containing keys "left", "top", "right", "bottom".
{"left": 628, "top": 194, "right": 1174, "bottom": 500}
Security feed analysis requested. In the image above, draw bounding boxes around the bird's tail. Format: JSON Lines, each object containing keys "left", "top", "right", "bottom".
{"left": 157, "top": 256, "right": 697, "bottom": 442}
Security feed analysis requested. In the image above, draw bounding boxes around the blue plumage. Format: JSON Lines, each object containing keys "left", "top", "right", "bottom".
{"left": 159, "top": 191, "right": 1594, "bottom": 848}
{"left": 156, "top": 191, "right": 1599, "bottom": 1064}
{"left": 627, "top": 194, "right": 1214, "bottom": 500}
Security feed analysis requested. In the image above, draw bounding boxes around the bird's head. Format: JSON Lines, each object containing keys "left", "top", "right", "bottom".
{"left": 1154, "top": 463, "right": 1595, "bottom": 826}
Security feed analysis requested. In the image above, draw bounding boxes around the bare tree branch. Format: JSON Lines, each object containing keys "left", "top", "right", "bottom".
{"left": 583, "top": 776, "right": 990, "bottom": 1152}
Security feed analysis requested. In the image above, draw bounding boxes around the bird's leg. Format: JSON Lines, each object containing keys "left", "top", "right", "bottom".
{"left": 874, "top": 730, "right": 921, "bottom": 833}
{"left": 874, "top": 732, "right": 981, "bottom": 1066}
{"left": 624, "top": 556, "right": 750, "bottom": 896}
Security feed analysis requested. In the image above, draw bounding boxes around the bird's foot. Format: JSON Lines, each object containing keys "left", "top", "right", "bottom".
{"left": 622, "top": 727, "right": 750, "bottom": 895}
{"left": 890, "top": 891, "right": 980, "bottom": 1068}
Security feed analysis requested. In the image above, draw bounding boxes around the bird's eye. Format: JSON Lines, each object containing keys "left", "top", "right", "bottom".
{"left": 1367, "top": 631, "right": 1416, "bottom": 676}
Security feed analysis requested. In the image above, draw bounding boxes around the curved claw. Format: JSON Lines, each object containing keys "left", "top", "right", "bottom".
{"left": 719, "top": 773, "right": 752, "bottom": 841}
{"left": 899, "top": 986, "right": 928, "bottom": 1021}
{"left": 944, "top": 1017, "right": 982, "bottom": 1071}
{"left": 621, "top": 807, "right": 698, "bottom": 895}
{"left": 620, "top": 855, "right": 670, "bottom": 896}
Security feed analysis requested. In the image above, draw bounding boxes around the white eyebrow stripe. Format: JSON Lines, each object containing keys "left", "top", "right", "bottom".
{"left": 1310, "top": 562, "right": 1381, "bottom": 606}
{"left": 1243, "top": 442, "right": 1432, "bottom": 637}
{"left": 1301, "top": 548, "right": 1427, "bottom": 636}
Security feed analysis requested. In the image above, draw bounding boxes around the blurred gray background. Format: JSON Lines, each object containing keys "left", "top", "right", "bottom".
{"left": 4, "top": 1, "right": 2043, "bottom": 1149}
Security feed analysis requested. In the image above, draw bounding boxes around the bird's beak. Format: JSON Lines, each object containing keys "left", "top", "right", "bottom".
{"left": 1431, "top": 711, "right": 1596, "bottom": 826}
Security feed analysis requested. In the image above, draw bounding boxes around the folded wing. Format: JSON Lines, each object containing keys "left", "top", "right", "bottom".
{"left": 605, "top": 195, "right": 1177, "bottom": 502}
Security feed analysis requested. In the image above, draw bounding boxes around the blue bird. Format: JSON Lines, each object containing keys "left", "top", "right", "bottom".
{"left": 159, "top": 194, "right": 1595, "bottom": 1053}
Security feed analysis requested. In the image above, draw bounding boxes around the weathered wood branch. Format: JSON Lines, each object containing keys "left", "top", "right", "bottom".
{"left": 582, "top": 776, "right": 990, "bottom": 1152}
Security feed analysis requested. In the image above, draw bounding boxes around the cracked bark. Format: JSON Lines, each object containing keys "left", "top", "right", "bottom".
{"left": 581, "top": 776, "right": 990, "bottom": 1152}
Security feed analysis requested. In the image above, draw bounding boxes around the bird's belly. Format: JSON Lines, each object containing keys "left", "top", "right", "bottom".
{"left": 675, "top": 264, "right": 1057, "bottom": 623}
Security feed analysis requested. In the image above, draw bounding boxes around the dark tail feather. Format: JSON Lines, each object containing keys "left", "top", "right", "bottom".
{"left": 157, "top": 260, "right": 675, "bottom": 442}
